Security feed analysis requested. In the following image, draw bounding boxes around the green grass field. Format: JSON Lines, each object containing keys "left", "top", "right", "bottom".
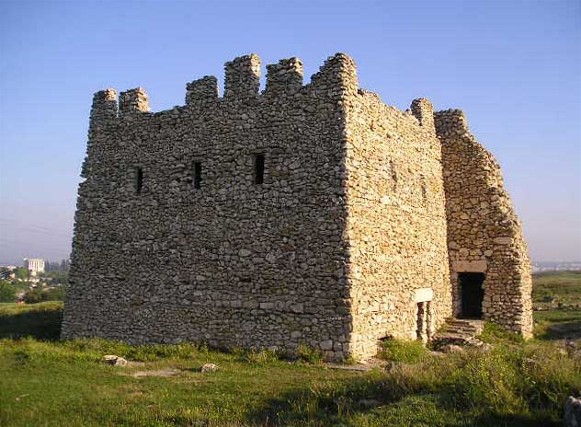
{"left": 0, "top": 301, "right": 63, "bottom": 340}
{"left": 0, "top": 272, "right": 579, "bottom": 427}
{"left": 532, "top": 270, "right": 581, "bottom": 308}
{"left": 532, "top": 271, "right": 581, "bottom": 340}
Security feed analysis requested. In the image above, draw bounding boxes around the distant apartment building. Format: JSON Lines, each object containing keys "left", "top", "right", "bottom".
{"left": 24, "top": 258, "right": 45, "bottom": 276}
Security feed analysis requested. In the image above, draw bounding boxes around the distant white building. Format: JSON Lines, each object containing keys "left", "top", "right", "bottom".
{"left": 24, "top": 258, "right": 45, "bottom": 276}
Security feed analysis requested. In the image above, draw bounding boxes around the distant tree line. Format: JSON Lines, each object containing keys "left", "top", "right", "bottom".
{"left": 0, "top": 280, "right": 16, "bottom": 302}
{"left": 22, "top": 286, "right": 65, "bottom": 304}
{"left": 0, "top": 279, "right": 66, "bottom": 304}
{"left": 0, "top": 261, "right": 69, "bottom": 303}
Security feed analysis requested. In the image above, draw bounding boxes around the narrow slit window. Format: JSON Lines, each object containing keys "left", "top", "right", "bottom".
{"left": 135, "top": 167, "right": 143, "bottom": 194}
{"left": 193, "top": 161, "right": 202, "bottom": 190}
{"left": 254, "top": 154, "right": 265, "bottom": 185}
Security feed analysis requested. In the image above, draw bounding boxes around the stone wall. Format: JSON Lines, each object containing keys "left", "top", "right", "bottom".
{"left": 62, "top": 54, "right": 355, "bottom": 361}
{"left": 435, "top": 110, "right": 533, "bottom": 337}
{"left": 343, "top": 80, "right": 452, "bottom": 358}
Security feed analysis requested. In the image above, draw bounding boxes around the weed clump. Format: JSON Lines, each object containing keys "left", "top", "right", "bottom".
{"left": 242, "top": 348, "right": 281, "bottom": 364}
{"left": 296, "top": 344, "right": 323, "bottom": 364}
{"left": 479, "top": 322, "right": 524, "bottom": 344}
{"left": 378, "top": 338, "right": 428, "bottom": 364}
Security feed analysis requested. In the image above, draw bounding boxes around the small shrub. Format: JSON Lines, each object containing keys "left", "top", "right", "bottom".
{"left": 479, "top": 322, "right": 524, "bottom": 344}
{"left": 443, "top": 346, "right": 526, "bottom": 412}
{"left": 378, "top": 338, "right": 427, "bottom": 364}
{"left": 229, "top": 346, "right": 246, "bottom": 358}
{"left": 23, "top": 287, "right": 65, "bottom": 304}
{"left": 0, "top": 280, "right": 16, "bottom": 302}
{"left": 296, "top": 344, "right": 323, "bottom": 364}
{"left": 243, "top": 348, "right": 280, "bottom": 364}
{"left": 519, "top": 342, "right": 581, "bottom": 410}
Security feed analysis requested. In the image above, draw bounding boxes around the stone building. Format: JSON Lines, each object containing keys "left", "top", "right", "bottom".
{"left": 24, "top": 258, "right": 45, "bottom": 277}
{"left": 62, "top": 53, "right": 532, "bottom": 361}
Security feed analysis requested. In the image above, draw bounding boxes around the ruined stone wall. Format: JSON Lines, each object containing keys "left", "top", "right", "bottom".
{"left": 62, "top": 54, "right": 355, "bottom": 361}
{"left": 62, "top": 52, "right": 533, "bottom": 362}
{"left": 435, "top": 110, "right": 533, "bottom": 337}
{"left": 343, "top": 83, "right": 452, "bottom": 358}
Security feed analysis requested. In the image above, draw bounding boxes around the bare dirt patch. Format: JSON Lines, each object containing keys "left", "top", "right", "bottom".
{"left": 132, "top": 368, "right": 181, "bottom": 378}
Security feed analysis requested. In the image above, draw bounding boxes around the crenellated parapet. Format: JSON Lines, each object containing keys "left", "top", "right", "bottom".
{"left": 186, "top": 76, "right": 219, "bottom": 105}
{"left": 224, "top": 54, "right": 261, "bottom": 100}
{"left": 264, "top": 58, "right": 303, "bottom": 97}
{"left": 433, "top": 109, "right": 469, "bottom": 137}
{"left": 89, "top": 53, "right": 362, "bottom": 123}
{"left": 410, "top": 98, "right": 434, "bottom": 129}
{"left": 89, "top": 89, "right": 118, "bottom": 129}
{"left": 119, "top": 88, "right": 150, "bottom": 114}
{"left": 310, "top": 53, "right": 358, "bottom": 96}
{"left": 84, "top": 89, "right": 118, "bottom": 178}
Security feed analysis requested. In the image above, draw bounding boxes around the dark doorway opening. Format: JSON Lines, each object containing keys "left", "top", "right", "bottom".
{"left": 458, "top": 272, "right": 485, "bottom": 319}
{"left": 415, "top": 301, "right": 432, "bottom": 342}
{"left": 416, "top": 302, "right": 424, "bottom": 340}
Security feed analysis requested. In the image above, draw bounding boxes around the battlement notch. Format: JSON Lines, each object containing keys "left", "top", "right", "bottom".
{"left": 224, "top": 54, "right": 261, "bottom": 100}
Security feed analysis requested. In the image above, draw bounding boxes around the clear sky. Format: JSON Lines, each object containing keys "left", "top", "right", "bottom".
{"left": 0, "top": 0, "right": 579, "bottom": 264}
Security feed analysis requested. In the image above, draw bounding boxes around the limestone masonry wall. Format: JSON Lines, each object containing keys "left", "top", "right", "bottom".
{"left": 435, "top": 110, "right": 532, "bottom": 337}
{"left": 343, "top": 76, "right": 452, "bottom": 358}
{"left": 62, "top": 53, "right": 533, "bottom": 360}
{"left": 63, "top": 54, "right": 353, "bottom": 361}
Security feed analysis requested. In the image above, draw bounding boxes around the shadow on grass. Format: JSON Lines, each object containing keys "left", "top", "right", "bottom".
{"left": 246, "top": 375, "right": 561, "bottom": 427}
{"left": 539, "top": 321, "right": 581, "bottom": 341}
{"left": 0, "top": 305, "right": 62, "bottom": 340}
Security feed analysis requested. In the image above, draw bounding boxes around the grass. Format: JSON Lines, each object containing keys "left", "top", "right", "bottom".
{"left": 0, "top": 271, "right": 580, "bottom": 426}
{"left": 0, "top": 336, "right": 362, "bottom": 427}
{"left": 0, "top": 301, "right": 63, "bottom": 340}
{"left": 532, "top": 271, "right": 581, "bottom": 340}
{"left": 378, "top": 338, "right": 428, "bottom": 364}
{"left": 1, "top": 334, "right": 578, "bottom": 426}
{"left": 532, "top": 270, "right": 581, "bottom": 308}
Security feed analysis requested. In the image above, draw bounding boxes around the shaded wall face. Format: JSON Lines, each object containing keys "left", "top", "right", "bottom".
{"left": 436, "top": 110, "right": 532, "bottom": 337}
{"left": 344, "top": 93, "right": 452, "bottom": 360}
{"left": 62, "top": 72, "right": 354, "bottom": 360}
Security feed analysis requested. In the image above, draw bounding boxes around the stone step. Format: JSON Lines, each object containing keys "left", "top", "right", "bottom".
{"left": 443, "top": 320, "right": 484, "bottom": 332}
{"left": 435, "top": 333, "right": 476, "bottom": 341}
{"left": 446, "top": 319, "right": 484, "bottom": 328}
{"left": 432, "top": 318, "right": 486, "bottom": 351}
{"left": 442, "top": 329, "right": 480, "bottom": 336}
{"left": 444, "top": 325, "right": 483, "bottom": 332}
{"left": 443, "top": 324, "right": 480, "bottom": 330}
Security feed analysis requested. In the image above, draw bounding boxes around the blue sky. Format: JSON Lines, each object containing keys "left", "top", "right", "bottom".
{"left": 0, "top": 0, "right": 579, "bottom": 264}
